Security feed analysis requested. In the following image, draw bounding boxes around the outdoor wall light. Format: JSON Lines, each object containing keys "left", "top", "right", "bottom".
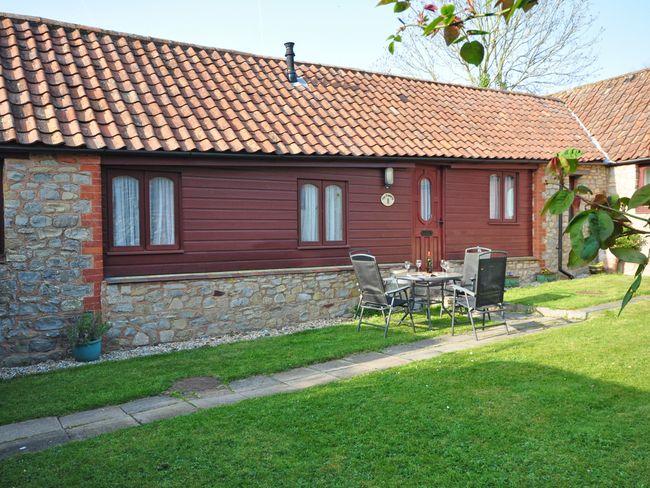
{"left": 384, "top": 167, "right": 394, "bottom": 188}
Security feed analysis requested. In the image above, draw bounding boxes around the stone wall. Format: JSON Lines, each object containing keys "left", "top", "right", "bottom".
{"left": 0, "top": 154, "right": 102, "bottom": 366}
{"left": 540, "top": 163, "right": 609, "bottom": 272}
{"left": 102, "top": 268, "right": 360, "bottom": 348}
{"left": 445, "top": 256, "right": 541, "bottom": 284}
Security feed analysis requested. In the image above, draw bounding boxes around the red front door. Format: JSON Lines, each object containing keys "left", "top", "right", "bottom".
{"left": 413, "top": 166, "right": 442, "bottom": 270}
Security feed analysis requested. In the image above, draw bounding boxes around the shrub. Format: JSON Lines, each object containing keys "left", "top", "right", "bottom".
{"left": 66, "top": 312, "right": 111, "bottom": 347}
{"left": 613, "top": 234, "right": 644, "bottom": 251}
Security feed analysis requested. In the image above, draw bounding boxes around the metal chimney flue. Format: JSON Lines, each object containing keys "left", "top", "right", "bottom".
{"left": 284, "top": 42, "right": 297, "bottom": 83}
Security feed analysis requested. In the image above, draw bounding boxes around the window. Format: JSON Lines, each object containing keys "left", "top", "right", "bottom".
{"left": 639, "top": 165, "right": 650, "bottom": 214}
{"left": 489, "top": 171, "right": 517, "bottom": 222}
{"left": 419, "top": 178, "right": 432, "bottom": 221}
{"left": 299, "top": 180, "right": 347, "bottom": 246}
{"left": 107, "top": 169, "right": 180, "bottom": 252}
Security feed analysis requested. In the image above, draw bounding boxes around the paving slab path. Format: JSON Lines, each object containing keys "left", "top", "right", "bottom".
{"left": 0, "top": 311, "right": 586, "bottom": 460}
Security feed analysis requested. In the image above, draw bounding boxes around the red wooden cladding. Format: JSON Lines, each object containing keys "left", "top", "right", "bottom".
{"left": 104, "top": 165, "right": 413, "bottom": 277}
{"left": 443, "top": 168, "right": 533, "bottom": 260}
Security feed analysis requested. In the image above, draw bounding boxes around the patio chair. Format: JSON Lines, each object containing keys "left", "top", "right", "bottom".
{"left": 350, "top": 253, "right": 415, "bottom": 337}
{"left": 460, "top": 246, "right": 492, "bottom": 291}
{"left": 450, "top": 250, "right": 509, "bottom": 340}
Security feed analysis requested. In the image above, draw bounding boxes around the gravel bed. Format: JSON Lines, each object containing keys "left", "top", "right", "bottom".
{"left": 0, "top": 317, "right": 350, "bottom": 381}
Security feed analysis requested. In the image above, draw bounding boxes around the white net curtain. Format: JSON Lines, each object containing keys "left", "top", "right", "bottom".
{"left": 300, "top": 183, "right": 319, "bottom": 242}
{"left": 420, "top": 178, "right": 431, "bottom": 221}
{"left": 325, "top": 184, "right": 343, "bottom": 241}
{"left": 149, "top": 177, "right": 175, "bottom": 245}
{"left": 112, "top": 175, "right": 140, "bottom": 247}
{"left": 489, "top": 174, "right": 501, "bottom": 219}
{"left": 504, "top": 175, "right": 515, "bottom": 219}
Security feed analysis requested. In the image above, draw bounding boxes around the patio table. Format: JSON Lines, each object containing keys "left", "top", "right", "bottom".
{"left": 394, "top": 271, "right": 462, "bottom": 328}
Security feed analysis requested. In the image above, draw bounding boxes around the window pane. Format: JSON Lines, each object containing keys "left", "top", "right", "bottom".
{"left": 149, "top": 177, "right": 175, "bottom": 245}
{"left": 325, "top": 184, "right": 343, "bottom": 241}
{"left": 300, "top": 184, "right": 319, "bottom": 242}
{"left": 489, "top": 174, "right": 501, "bottom": 219}
{"left": 112, "top": 176, "right": 140, "bottom": 246}
{"left": 420, "top": 178, "right": 431, "bottom": 221}
{"left": 644, "top": 167, "right": 650, "bottom": 186}
{"left": 504, "top": 175, "right": 515, "bottom": 220}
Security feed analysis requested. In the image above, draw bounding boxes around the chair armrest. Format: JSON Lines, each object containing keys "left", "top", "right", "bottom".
{"left": 386, "top": 285, "right": 411, "bottom": 296}
{"left": 450, "top": 284, "right": 475, "bottom": 296}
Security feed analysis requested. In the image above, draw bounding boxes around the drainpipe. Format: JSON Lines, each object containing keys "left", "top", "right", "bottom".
{"left": 557, "top": 214, "right": 574, "bottom": 279}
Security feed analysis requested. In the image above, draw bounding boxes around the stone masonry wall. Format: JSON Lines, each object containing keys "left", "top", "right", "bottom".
{"left": 540, "top": 163, "right": 609, "bottom": 272}
{"left": 0, "top": 154, "right": 102, "bottom": 366}
{"left": 102, "top": 269, "right": 359, "bottom": 348}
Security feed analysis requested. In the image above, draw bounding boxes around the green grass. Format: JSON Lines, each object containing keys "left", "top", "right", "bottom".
{"left": 0, "top": 309, "right": 475, "bottom": 426}
{"left": 2, "top": 302, "right": 648, "bottom": 486}
{"left": 505, "top": 273, "right": 650, "bottom": 309}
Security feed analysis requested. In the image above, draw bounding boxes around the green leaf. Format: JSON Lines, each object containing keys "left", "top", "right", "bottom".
{"left": 388, "top": 41, "right": 395, "bottom": 54}
{"left": 466, "top": 30, "right": 490, "bottom": 35}
{"left": 619, "top": 271, "right": 644, "bottom": 315}
{"left": 628, "top": 184, "right": 650, "bottom": 209}
{"left": 567, "top": 249, "right": 588, "bottom": 268}
{"left": 590, "top": 210, "right": 614, "bottom": 245}
{"left": 376, "top": 0, "right": 396, "bottom": 5}
{"left": 573, "top": 184, "right": 592, "bottom": 195}
{"left": 610, "top": 247, "right": 649, "bottom": 264}
{"left": 393, "top": 1, "right": 410, "bottom": 12}
{"left": 542, "top": 189, "right": 574, "bottom": 215}
{"left": 460, "top": 41, "right": 485, "bottom": 66}
{"left": 423, "top": 16, "right": 444, "bottom": 36}
{"left": 580, "top": 235, "right": 600, "bottom": 261}
{"left": 565, "top": 210, "right": 591, "bottom": 235}
{"left": 440, "top": 4, "right": 455, "bottom": 17}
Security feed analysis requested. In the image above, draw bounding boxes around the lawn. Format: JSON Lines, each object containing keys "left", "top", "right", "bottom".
{"left": 504, "top": 273, "right": 650, "bottom": 309}
{"left": 0, "top": 310, "right": 475, "bottom": 426}
{"left": 2, "top": 301, "right": 648, "bottom": 486}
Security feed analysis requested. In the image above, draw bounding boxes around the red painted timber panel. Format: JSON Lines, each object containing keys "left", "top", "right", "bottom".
{"left": 104, "top": 166, "right": 413, "bottom": 277}
{"left": 443, "top": 168, "right": 533, "bottom": 259}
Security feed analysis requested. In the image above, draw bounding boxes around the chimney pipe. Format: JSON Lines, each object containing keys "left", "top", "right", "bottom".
{"left": 284, "top": 42, "right": 297, "bottom": 83}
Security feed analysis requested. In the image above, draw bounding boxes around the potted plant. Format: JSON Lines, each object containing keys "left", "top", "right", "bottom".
{"left": 67, "top": 312, "right": 111, "bottom": 362}
{"left": 536, "top": 267, "right": 557, "bottom": 283}
{"left": 505, "top": 272, "right": 520, "bottom": 288}
{"left": 588, "top": 261, "right": 605, "bottom": 275}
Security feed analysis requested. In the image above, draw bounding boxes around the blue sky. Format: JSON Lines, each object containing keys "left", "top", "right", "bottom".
{"left": 3, "top": 0, "right": 648, "bottom": 92}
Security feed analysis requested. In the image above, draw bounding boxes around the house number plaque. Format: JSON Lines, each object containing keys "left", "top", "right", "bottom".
{"left": 380, "top": 192, "right": 395, "bottom": 207}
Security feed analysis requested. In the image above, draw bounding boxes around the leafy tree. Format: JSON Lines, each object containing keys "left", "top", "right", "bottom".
{"left": 379, "top": 0, "right": 599, "bottom": 92}
{"left": 543, "top": 149, "right": 650, "bottom": 313}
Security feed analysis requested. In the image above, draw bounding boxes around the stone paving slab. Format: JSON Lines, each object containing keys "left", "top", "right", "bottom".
{"left": 284, "top": 372, "right": 338, "bottom": 389}
{"left": 60, "top": 406, "right": 128, "bottom": 430}
{"left": 131, "top": 401, "right": 197, "bottom": 424}
{"left": 189, "top": 392, "right": 246, "bottom": 410}
{"left": 309, "top": 359, "right": 354, "bottom": 372}
{"left": 0, "top": 312, "right": 579, "bottom": 459}
{"left": 238, "top": 383, "right": 297, "bottom": 399}
{"left": 0, "top": 417, "right": 62, "bottom": 444}
{"left": 0, "top": 429, "right": 69, "bottom": 460}
{"left": 271, "top": 367, "right": 322, "bottom": 383}
{"left": 229, "top": 375, "right": 284, "bottom": 393}
{"left": 66, "top": 416, "right": 138, "bottom": 441}
{"left": 121, "top": 396, "right": 181, "bottom": 415}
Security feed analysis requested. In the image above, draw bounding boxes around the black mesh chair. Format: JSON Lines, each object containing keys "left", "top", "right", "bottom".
{"left": 350, "top": 253, "right": 415, "bottom": 337}
{"left": 450, "top": 251, "right": 509, "bottom": 340}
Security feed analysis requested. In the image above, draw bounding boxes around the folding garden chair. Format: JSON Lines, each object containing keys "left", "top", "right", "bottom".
{"left": 350, "top": 253, "right": 415, "bottom": 338}
{"left": 450, "top": 250, "right": 509, "bottom": 340}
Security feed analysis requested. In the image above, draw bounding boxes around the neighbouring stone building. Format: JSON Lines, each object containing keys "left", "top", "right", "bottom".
{"left": 0, "top": 14, "right": 647, "bottom": 366}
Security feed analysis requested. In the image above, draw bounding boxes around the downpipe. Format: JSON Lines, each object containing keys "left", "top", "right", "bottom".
{"left": 557, "top": 213, "right": 574, "bottom": 279}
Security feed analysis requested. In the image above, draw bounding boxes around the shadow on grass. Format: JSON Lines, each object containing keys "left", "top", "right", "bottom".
{"left": 508, "top": 292, "right": 571, "bottom": 306}
{"left": 2, "top": 359, "right": 647, "bottom": 486}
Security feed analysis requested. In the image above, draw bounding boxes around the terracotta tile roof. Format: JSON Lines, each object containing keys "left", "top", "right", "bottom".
{"left": 0, "top": 12, "right": 602, "bottom": 161}
{"left": 556, "top": 69, "right": 650, "bottom": 162}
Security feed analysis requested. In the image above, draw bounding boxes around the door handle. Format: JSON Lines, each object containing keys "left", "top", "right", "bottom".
{"left": 438, "top": 219, "right": 444, "bottom": 226}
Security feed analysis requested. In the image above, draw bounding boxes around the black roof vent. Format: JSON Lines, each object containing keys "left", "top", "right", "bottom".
{"left": 284, "top": 42, "right": 297, "bottom": 83}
